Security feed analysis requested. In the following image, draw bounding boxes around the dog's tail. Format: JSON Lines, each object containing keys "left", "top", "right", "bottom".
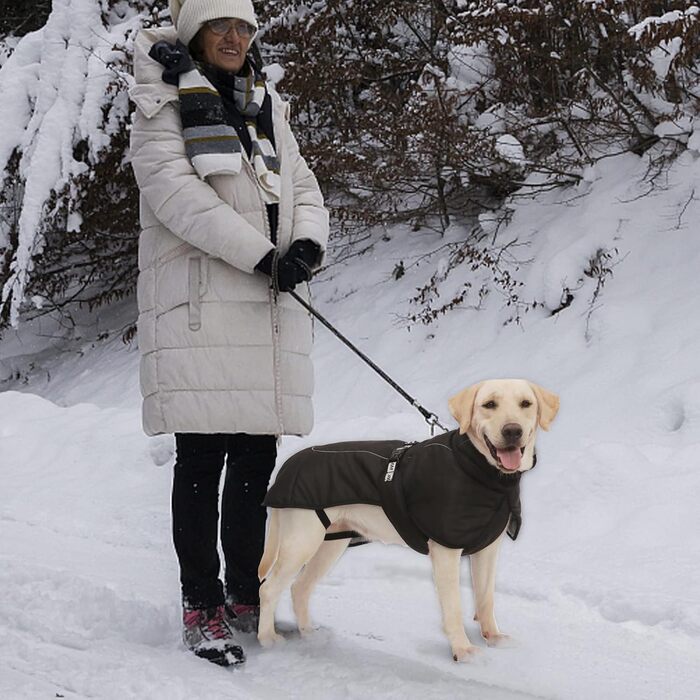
{"left": 258, "top": 508, "right": 280, "bottom": 581}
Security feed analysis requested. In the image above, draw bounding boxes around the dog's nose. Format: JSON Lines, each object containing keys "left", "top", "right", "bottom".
{"left": 501, "top": 423, "right": 523, "bottom": 444}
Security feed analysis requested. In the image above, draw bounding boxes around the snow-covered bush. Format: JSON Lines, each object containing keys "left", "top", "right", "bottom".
{"left": 259, "top": 0, "right": 699, "bottom": 324}
{"left": 450, "top": 1, "right": 700, "bottom": 161}
{"left": 0, "top": 0, "right": 165, "bottom": 335}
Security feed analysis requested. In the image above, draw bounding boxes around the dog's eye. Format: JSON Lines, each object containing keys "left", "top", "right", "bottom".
{"left": 483, "top": 400, "right": 497, "bottom": 409}
{"left": 520, "top": 400, "right": 533, "bottom": 408}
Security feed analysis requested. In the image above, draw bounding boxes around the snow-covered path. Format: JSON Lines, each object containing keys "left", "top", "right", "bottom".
{"left": 1, "top": 389, "right": 699, "bottom": 699}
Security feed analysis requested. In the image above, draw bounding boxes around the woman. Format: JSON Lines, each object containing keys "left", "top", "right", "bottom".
{"left": 129, "top": 0, "right": 329, "bottom": 666}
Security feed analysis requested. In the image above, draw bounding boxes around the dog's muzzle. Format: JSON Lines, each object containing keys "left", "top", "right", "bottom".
{"left": 484, "top": 429, "right": 524, "bottom": 472}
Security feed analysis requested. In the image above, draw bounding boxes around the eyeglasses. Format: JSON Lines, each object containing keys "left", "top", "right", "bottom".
{"left": 205, "top": 18, "right": 255, "bottom": 38}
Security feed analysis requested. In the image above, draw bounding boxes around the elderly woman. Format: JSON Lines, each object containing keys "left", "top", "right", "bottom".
{"left": 129, "top": 0, "right": 329, "bottom": 666}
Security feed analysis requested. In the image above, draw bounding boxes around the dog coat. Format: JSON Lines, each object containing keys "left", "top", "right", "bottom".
{"left": 263, "top": 430, "right": 525, "bottom": 555}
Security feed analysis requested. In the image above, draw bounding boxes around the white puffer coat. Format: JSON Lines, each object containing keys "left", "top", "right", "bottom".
{"left": 129, "top": 26, "right": 329, "bottom": 436}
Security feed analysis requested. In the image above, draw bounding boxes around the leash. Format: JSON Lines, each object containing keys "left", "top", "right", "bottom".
{"left": 289, "top": 289, "right": 449, "bottom": 435}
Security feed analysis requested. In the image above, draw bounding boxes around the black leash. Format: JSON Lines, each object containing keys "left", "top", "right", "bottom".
{"left": 289, "top": 289, "right": 449, "bottom": 434}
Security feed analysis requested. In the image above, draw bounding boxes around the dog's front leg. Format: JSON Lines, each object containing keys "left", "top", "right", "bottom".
{"left": 470, "top": 534, "right": 509, "bottom": 646}
{"left": 429, "top": 540, "right": 478, "bottom": 661}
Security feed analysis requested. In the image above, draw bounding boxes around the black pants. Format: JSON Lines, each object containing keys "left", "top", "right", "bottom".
{"left": 172, "top": 433, "right": 277, "bottom": 609}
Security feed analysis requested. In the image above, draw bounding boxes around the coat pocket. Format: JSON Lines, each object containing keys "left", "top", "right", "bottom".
{"left": 158, "top": 242, "right": 191, "bottom": 266}
{"left": 188, "top": 256, "right": 205, "bottom": 331}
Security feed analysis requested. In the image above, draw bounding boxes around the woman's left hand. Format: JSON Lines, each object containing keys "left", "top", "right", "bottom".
{"left": 255, "top": 246, "right": 314, "bottom": 292}
{"left": 283, "top": 239, "right": 321, "bottom": 281}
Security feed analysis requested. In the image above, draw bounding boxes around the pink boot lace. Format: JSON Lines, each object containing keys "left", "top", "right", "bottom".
{"left": 231, "top": 603, "right": 257, "bottom": 617}
{"left": 183, "top": 605, "right": 232, "bottom": 640}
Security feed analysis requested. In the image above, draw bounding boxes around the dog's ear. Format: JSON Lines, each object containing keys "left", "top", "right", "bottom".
{"left": 528, "top": 382, "right": 560, "bottom": 430}
{"left": 448, "top": 383, "right": 482, "bottom": 434}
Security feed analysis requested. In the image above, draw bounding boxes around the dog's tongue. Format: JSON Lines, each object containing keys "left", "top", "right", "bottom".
{"left": 497, "top": 448, "right": 521, "bottom": 471}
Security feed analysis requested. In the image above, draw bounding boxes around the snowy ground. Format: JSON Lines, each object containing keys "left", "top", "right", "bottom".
{"left": 2, "top": 149, "right": 700, "bottom": 698}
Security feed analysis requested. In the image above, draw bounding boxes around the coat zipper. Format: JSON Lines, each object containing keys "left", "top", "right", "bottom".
{"left": 244, "top": 157, "right": 285, "bottom": 435}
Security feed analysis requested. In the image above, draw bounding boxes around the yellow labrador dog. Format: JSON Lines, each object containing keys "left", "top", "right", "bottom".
{"left": 258, "top": 379, "right": 559, "bottom": 661}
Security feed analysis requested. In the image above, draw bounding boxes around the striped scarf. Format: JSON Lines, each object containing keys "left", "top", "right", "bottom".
{"left": 149, "top": 40, "right": 281, "bottom": 204}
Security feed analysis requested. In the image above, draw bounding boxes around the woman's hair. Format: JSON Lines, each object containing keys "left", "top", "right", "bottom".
{"left": 188, "top": 30, "right": 205, "bottom": 62}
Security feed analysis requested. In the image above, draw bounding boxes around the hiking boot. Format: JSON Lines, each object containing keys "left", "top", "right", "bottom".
{"left": 225, "top": 599, "right": 260, "bottom": 634}
{"left": 182, "top": 604, "right": 245, "bottom": 666}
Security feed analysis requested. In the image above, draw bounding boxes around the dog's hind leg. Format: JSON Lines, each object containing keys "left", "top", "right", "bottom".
{"left": 258, "top": 509, "right": 326, "bottom": 648}
{"left": 291, "top": 537, "right": 350, "bottom": 636}
{"left": 258, "top": 508, "right": 280, "bottom": 582}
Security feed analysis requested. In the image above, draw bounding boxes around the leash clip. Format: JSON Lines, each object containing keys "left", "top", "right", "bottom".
{"left": 424, "top": 411, "right": 449, "bottom": 436}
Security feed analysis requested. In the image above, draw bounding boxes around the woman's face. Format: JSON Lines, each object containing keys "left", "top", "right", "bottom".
{"left": 198, "top": 18, "right": 253, "bottom": 73}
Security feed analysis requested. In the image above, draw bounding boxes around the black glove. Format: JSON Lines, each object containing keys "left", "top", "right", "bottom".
{"left": 255, "top": 250, "right": 303, "bottom": 293}
{"left": 282, "top": 239, "right": 321, "bottom": 282}
{"left": 256, "top": 240, "right": 321, "bottom": 293}
{"left": 148, "top": 40, "right": 194, "bottom": 86}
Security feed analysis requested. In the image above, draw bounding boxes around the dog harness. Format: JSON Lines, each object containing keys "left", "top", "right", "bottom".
{"left": 263, "top": 430, "right": 526, "bottom": 555}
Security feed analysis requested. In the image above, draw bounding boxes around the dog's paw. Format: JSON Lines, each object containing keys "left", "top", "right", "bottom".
{"left": 258, "top": 632, "right": 285, "bottom": 648}
{"left": 451, "top": 644, "right": 481, "bottom": 662}
{"left": 483, "top": 631, "right": 515, "bottom": 648}
{"left": 298, "top": 624, "right": 318, "bottom": 639}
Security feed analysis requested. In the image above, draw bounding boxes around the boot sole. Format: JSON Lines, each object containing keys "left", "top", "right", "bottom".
{"left": 194, "top": 645, "right": 246, "bottom": 667}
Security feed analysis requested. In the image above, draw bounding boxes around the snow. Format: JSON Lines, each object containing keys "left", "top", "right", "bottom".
{"left": 495, "top": 135, "right": 526, "bottom": 165}
{"left": 263, "top": 62, "right": 285, "bottom": 86}
{"left": 447, "top": 42, "right": 495, "bottom": 93}
{"left": 2, "top": 142, "right": 700, "bottom": 697}
{"left": 628, "top": 6, "right": 700, "bottom": 85}
{"left": 475, "top": 105, "right": 507, "bottom": 134}
{"left": 629, "top": 8, "right": 700, "bottom": 41}
{"left": 0, "top": 33, "right": 19, "bottom": 68}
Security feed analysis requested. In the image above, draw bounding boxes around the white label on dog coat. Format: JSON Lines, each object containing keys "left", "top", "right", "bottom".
{"left": 385, "top": 461, "right": 397, "bottom": 482}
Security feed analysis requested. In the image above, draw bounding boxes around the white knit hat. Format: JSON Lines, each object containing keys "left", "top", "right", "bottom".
{"left": 169, "top": 0, "right": 258, "bottom": 47}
